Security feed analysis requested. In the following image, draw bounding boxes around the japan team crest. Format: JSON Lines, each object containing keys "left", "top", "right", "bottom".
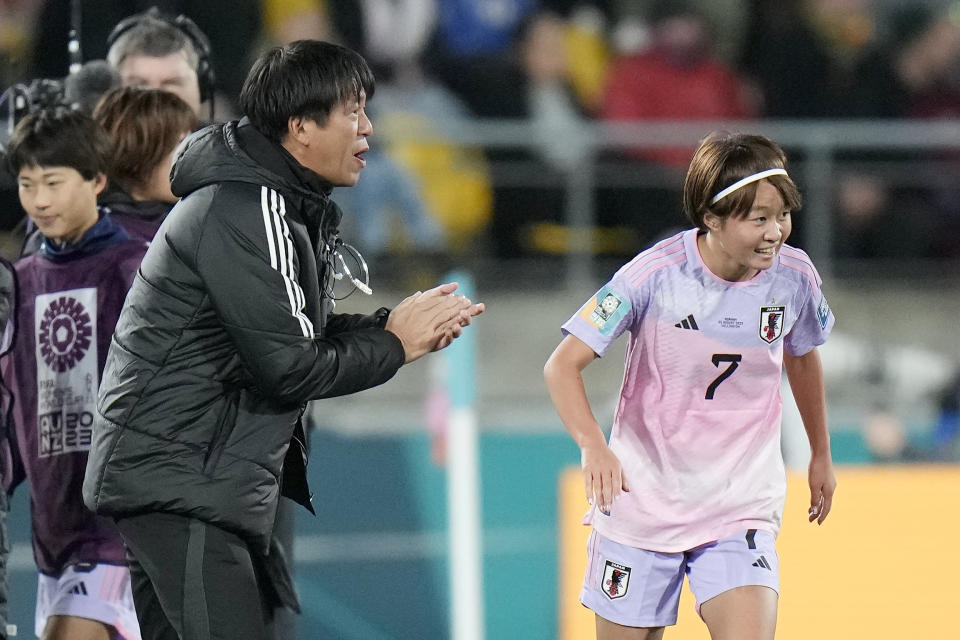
{"left": 602, "top": 560, "right": 631, "bottom": 599}
{"left": 759, "top": 305, "right": 785, "bottom": 343}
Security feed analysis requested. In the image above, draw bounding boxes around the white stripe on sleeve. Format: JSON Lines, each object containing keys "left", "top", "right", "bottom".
{"left": 260, "top": 186, "right": 279, "bottom": 269}
{"left": 259, "top": 186, "right": 314, "bottom": 337}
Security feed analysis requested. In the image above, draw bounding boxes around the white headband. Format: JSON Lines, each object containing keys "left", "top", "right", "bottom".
{"left": 710, "top": 168, "right": 788, "bottom": 205}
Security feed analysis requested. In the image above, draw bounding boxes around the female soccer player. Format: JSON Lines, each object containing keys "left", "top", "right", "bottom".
{"left": 544, "top": 131, "right": 836, "bottom": 640}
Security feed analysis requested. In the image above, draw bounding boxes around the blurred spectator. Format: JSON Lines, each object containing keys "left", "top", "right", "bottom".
{"left": 932, "top": 369, "right": 960, "bottom": 462}
{"left": 562, "top": 3, "right": 612, "bottom": 113}
{"left": 856, "top": 344, "right": 928, "bottom": 463}
{"left": 832, "top": 3, "right": 960, "bottom": 261}
{"left": 261, "top": 0, "right": 333, "bottom": 45}
{"left": 843, "top": 4, "right": 960, "bottom": 118}
{"left": 0, "top": 1, "right": 43, "bottom": 236}
{"left": 0, "top": 0, "right": 41, "bottom": 89}
{"left": 327, "top": 0, "right": 437, "bottom": 75}
{"left": 372, "top": 65, "right": 493, "bottom": 256}
{"left": 423, "top": 1, "right": 617, "bottom": 116}
{"left": 332, "top": 141, "right": 445, "bottom": 258}
{"left": 458, "top": 10, "right": 594, "bottom": 257}
{"left": 605, "top": 0, "right": 747, "bottom": 64}
{"left": 62, "top": 60, "right": 122, "bottom": 116}
{"left": 431, "top": 0, "right": 535, "bottom": 57}
{"left": 0, "top": 153, "right": 24, "bottom": 237}
{"left": 422, "top": 0, "right": 539, "bottom": 113}
{"left": 739, "top": 0, "right": 838, "bottom": 117}
{"left": 831, "top": 173, "right": 933, "bottom": 260}
{"left": 599, "top": 1, "right": 757, "bottom": 168}
{"left": 463, "top": 11, "right": 588, "bottom": 167}
{"left": 593, "top": 0, "right": 756, "bottom": 250}
{"left": 521, "top": 11, "right": 592, "bottom": 172}
{"left": 806, "top": 0, "right": 876, "bottom": 76}
{"left": 862, "top": 410, "right": 910, "bottom": 462}
{"left": 314, "top": 1, "right": 493, "bottom": 256}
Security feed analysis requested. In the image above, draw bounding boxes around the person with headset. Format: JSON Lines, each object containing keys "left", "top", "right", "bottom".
{"left": 105, "top": 6, "right": 216, "bottom": 121}
{"left": 82, "top": 40, "right": 484, "bottom": 639}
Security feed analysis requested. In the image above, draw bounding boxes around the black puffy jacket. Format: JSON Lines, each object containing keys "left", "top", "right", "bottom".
{"left": 82, "top": 119, "right": 405, "bottom": 552}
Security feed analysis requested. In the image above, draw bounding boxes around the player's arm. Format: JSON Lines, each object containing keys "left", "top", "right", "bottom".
{"left": 784, "top": 347, "right": 836, "bottom": 525}
{"left": 544, "top": 334, "right": 628, "bottom": 514}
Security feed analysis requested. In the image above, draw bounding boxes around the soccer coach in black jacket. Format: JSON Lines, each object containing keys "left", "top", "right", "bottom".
{"left": 83, "top": 40, "right": 483, "bottom": 639}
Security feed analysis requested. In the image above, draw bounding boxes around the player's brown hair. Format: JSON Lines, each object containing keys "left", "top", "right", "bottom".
{"left": 683, "top": 131, "right": 802, "bottom": 231}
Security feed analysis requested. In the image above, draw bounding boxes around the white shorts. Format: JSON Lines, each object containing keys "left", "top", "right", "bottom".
{"left": 36, "top": 562, "right": 141, "bottom": 640}
{"left": 580, "top": 528, "right": 780, "bottom": 628}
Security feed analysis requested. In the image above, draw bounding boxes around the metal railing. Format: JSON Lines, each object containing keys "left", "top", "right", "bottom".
{"left": 382, "top": 118, "right": 960, "bottom": 288}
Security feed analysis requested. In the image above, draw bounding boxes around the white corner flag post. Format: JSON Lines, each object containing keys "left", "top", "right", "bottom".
{"left": 445, "top": 271, "right": 485, "bottom": 640}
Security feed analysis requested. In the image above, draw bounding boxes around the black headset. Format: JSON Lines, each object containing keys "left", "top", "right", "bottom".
{"left": 106, "top": 6, "right": 216, "bottom": 106}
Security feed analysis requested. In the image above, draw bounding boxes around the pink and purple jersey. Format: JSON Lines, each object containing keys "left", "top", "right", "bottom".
{"left": 562, "top": 229, "right": 834, "bottom": 552}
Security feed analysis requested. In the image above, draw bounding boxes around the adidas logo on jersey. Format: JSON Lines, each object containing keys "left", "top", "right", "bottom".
{"left": 674, "top": 314, "right": 699, "bottom": 330}
{"left": 752, "top": 556, "right": 772, "bottom": 570}
{"left": 67, "top": 581, "right": 88, "bottom": 595}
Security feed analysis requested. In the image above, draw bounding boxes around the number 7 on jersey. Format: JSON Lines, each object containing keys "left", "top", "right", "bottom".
{"left": 705, "top": 354, "right": 742, "bottom": 400}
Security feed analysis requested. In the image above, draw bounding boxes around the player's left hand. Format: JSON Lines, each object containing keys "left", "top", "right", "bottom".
{"left": 807, "top": 452, "right": 836, "bottom": 525}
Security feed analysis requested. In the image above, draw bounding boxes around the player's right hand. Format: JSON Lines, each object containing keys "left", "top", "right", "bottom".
{"left": 581, "top": 442, "right": 629, "bottom": 515}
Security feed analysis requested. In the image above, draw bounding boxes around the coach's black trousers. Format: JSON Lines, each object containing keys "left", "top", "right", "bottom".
{"left": 116, "top": 512, "right": 283, "bottom": 640}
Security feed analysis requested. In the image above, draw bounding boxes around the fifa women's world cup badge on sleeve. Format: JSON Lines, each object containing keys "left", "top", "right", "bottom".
{"left": 580, "top": 286, "right": 630, "bottom": 335}
{"left": 816, "top": 295, "right": 831, "bottom": 330}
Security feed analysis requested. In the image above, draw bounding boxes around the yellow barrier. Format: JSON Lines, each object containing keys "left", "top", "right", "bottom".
{"left": 560, "top": 466, "right": 960, "bottom": 639}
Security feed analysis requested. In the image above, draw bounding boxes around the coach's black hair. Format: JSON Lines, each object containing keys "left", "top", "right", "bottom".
{"left": 239, "top": 40, "right": 375, "bottom": 143}
{"left": 6, "top": 107, "right": 112, "bottom": 180}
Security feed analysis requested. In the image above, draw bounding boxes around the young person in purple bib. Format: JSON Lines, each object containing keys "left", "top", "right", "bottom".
{"left": 3, "top": 107, "right": 145, "bottom": 640}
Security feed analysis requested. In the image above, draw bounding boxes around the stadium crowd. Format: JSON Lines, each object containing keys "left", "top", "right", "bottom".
{"left": 3, "top": 0, "right": 960, "bottom": 261}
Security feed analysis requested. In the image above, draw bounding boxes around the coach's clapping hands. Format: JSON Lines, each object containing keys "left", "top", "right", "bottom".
{"left": 386, "top": 282, "right": 485, "bottom": 363}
